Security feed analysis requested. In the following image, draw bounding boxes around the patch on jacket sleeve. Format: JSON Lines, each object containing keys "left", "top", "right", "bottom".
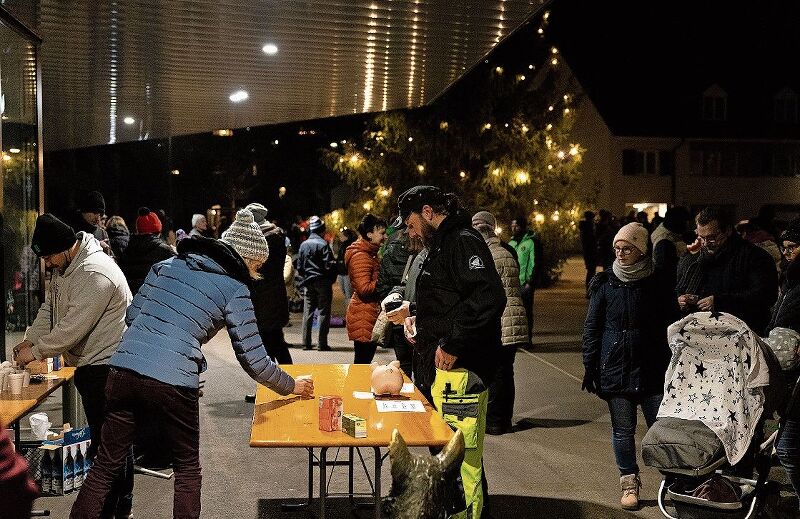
{"left": 468, "top": 255, "right": 485, "bottom": 270}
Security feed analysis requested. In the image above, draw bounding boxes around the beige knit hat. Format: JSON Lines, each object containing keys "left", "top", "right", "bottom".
{"left": 221, "top": 209, "right": 269, "bottom": 263}
{"left": 613, "top": 222, "right": 649, "bottom": 255}
{"left": 471, "top": 210, "right": 496, "bottom": 229}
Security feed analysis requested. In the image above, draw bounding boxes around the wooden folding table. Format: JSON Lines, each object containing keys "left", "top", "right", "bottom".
{"left": 250, "top": 364, "right": 453, "bottom": 518}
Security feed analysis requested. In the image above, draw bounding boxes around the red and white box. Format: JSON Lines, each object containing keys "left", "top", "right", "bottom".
{"left": 318, "top": 395, "right": 343, "bottom": 432}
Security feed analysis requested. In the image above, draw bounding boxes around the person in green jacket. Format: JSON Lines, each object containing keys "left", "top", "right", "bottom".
{"left": 509, "top": 216, "right": 538, "bottom": 347}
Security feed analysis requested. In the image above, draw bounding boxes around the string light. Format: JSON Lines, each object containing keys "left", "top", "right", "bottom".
{"left": 408, "top": 137, "right": 414, "bottom": 142}
{"left": 533, "top": 199, "right": 539, "bottom": 205}
{"left": 543, "top": 11, "right": 550, "bottom": 20}
{"left": 482, "top": 123, "right": 492, "bottom": 130}
{"left": 557, "top": 150, "right": 566, "bottom": 159}
{"left": 564, "top": 108, "right": 571, "bottom": 114}
{"left": 495, "top": 66, "right": 504, "bottom": 74}
{"left": 330, "top": 142, "right": 338, "bottom": 148}
{"left": 338, "top": 157, "right": 345, "bottom": 163}
{"left": 537, "top": 28, "right": 544, "bottom": 35}
{"left": 504, "top": 123, "right": 509, "bottom": 128}
{"left": 546, "top": 123, "right": 553, "bottom": 130}
{"left": 514, "top": 170, "right": 530, "bottom": 184}
{"left": 528, "top": 64, "right": 534, "bottom": 70}
{"left": 548, "top": 105, "right": 554, "bottom": 112}
{"left": 459, "top": 170, "right": 467, "bottom": 178}
{"left": 363, "top": 200, "right": 373, "bottom": 210}
{"left": 569, "top": 145, "right": 579, "bottom": 156}
{"left": 563, "top": 94, "right": 570, "bottom": 101}
{"left": 552, "top": 211, "right": 560, "bottom": 222}
{"left": 534, "top": 213, "right": 545, "bottom": 223}
{"left": 547, "top": 164, "right": 553, "bottom": 170}
{"left": 349, "top": 153, "right": 362, "bottom": 164}
{"left": 521, "top": 124, "right": 529, "bottom": 133}
{"left": 379, "top": 188, "right": 390, "bottom": 197}
{"left": 417, "top": 164, "right": 425, "bottom": 173}
{"left": 495, "top": 226, "right": 503, "bottom": 235}
{"left": 516, "top": 74, "right": 526, "bottom": 82}
{"left": 551, "top": 47, "right": 559, "bottom": 54}
{"left": 551, "top": 57, "right": 559, "bottom": 66}
{"left": 492, "top": 168, "right": 501, "bottom": 176}
{"left": 439, "top": 121, "right": 449, "bottom": 130}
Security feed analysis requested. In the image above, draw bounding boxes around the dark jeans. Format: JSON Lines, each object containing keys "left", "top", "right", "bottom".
{"left": 259, "top": 327, "right": 293, "bottom": 364}
{"left": 390, "top": 326, "right": 413, "bottom": 379}
{"left": 353, "top": 340, "right": 378, "bottom": 364}
{"left": 606, "top": 393, "right": 662, "bottom": 475}
{"left": 777, "top": 417, "right": 800, "bottom": 510}
{"left": 487, "top": 346, "right": 518, "bottom": 429}
{"left": 74, "top": 364, "right": 134, "bottom": 516}
{"left": 301, "top": 278, "right": 333, "bottom": 348}
{"left": 71, "top": 368, "right": 201, "bottom": 519}
{"left": 520, "top": 284, "right": 534, "bottom": 344}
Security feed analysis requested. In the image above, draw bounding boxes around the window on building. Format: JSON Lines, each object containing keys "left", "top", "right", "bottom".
{"left": 774, "top": 87, "right": 798, "bottom": 123}
{"left": 622, "top": 149, "right": 674, "bottom": 176}
{"left": 689, "top": 144, "right": 739, "bottom": 176}
{"left": 772, "top": 152, "right": 800, "bottom": 177}
{"left": 701, "top": 84, "right": 728, "bottom": 121}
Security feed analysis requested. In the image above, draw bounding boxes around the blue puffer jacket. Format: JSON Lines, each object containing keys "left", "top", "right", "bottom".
{"left": 110, "top": 236, "right": 295, "bottom": 394}
{"left": 583, "top": 268, "right": 679, "bottom": 396}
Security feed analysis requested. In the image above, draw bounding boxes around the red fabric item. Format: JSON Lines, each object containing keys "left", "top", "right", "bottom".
{"left": 136, "top": 211, "right": 162, "bottom": 234}
{"left": 345, "top": 239, "right": 381, "bottom": 342}
{"left": 0, "top": 424, "right": 39, "bottom": 518}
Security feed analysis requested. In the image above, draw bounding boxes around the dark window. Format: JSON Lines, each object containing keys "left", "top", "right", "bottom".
{"left": 659, "top": 151, "right": 675, "bottom": 176}
{"left": 701, "top": 91, "right": 727, "bottom": 121}
{"left": 622, "top": 149, "right": 674, "bottom": 176}
{"left": 774, "top": 92, "right": 798, "bottom": 123}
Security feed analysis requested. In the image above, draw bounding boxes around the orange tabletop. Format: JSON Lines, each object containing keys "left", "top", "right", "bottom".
{"left": 0, "top": 367, "right": 76, "bottom": 425}
{"left": 250, "top": 364, "right": 453, "bottom": 448}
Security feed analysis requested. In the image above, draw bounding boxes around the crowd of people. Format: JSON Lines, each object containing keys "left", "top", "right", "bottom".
{"left": 2, "top": 186, "right": 799, "bottom": 518}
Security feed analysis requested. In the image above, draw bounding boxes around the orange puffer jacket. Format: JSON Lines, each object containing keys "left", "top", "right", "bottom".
{"left": 345, "top": 238, "right": 381, "bottom": 342}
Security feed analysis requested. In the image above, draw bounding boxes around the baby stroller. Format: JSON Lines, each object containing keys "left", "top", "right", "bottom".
{"left": 641, "top": 312, "right": 792, "bottom": 519}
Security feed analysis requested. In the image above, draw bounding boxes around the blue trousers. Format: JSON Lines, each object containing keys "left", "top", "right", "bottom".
{"left": 777, "top": 417, "right": 800, "bottom": 510}
{"left": 606, "top": 393, "right": 662, "bottom": 475}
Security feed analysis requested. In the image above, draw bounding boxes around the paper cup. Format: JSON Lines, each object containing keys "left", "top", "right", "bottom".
{"left": 22, "top": 370, "right": 31, "bottom": 387}
{"left": 9, "top": 373, "right": 24, "bottom": 395}
{"left": 0, "top": 371, "right": 6, "bottom": 392}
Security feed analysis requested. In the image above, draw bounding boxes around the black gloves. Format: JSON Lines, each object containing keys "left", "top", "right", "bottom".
{"left": 581, "top": 369, "right": 600, "bottom": 394}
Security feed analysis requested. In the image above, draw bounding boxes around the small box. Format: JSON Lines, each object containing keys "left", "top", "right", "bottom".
{"left": 26, "top": 358, "right": 53, "bottom": 375}
{"left": 342, "top": 414, "right": 366, "bottom": 438}
{"left": 319, "top": 395, "right": 343, "bottom": 431}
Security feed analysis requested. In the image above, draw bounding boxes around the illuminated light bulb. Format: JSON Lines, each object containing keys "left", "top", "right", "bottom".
{"left": 557, "top": 150, "right": 566, "bottom": 159}
{"left": 548, "top": 105, "right": 554, "bottom": 111}
{"left": 551, "top": 47, "right": 558, "bottom": 54}
{"left": 492, "top": 168, "right": 500, "bottom": 176}
{"left": 213, "top": 129, "right": 233, "bottom": 137}
{"left": 2, "top": 154, "right": 11, "bottom": 161}
{"left": 408, "top": 137, "right": 414, "bottom": 142}
{"left": 495, "top": 226, "right": 503, "bottom": 235}
{"left": 417, "top": 164, "right": 425, "bottom": 173}
{"left": 495, "top": 66, "right": 504, "bottom": 74}
{"left": 339, "top": 157, "right": 345, "bottom": 163}
{"left": 440, "top": 121, "right": 449, "bottom": 130}
{"left": 380, "top": 152, "right": 385, "bottom": 156}
{"left": 171, "top": 169, "right": 180, "bottom": 175}
{"left": 262, "top": 43, "right": 278, "bottom": 55}
{"left": 534, "top": 213, "right": 545, "bottom": 223}
{"left": 279, "top": 187, "right": 287, "bottom": 197}
{"left": 521, "top": 125, "right": 529, "bottom": 133}
{"left": 273, "top": 139, "right": 279, "bottom": 145}
{"left": 123, "top": 116, "right": 135, "bottom": 125}
{"left": 330, "top": 142, "right": 338, "bottom": 148}
{"left": 515, "top": 170, "right": 530, "bottom": 184}
{"left": 551, "top": 58, "right": 558, "bottom": 65}
{"left": 546, "top": 123, "right": 553, "bottom": 130}
{"left": 459, "top": 171, "right": 466, "bottom": 178}
{"left": 229, "top": 90, "right": 249, "bottom": 103}
{"left": 537, "top": 28, "right": 544, "bottom": 34}
{"left": 379, "top": 189, "right": 390, "bottom": 197}
{"left": 552, "top": 212, "right": 560, "bottom": 221}
{"left": 569, "top": 146, "right": 579, "bottom": 156}
{"left": 504, "top": 123, "right": 509, "bottom": 128}
{"left": 564, "top": 108, "right": 571, "bottom": 114}
{"left": 9, "top": 148, "right": 20, "bottom": 153}
{"left": 543, "top": 11, "right": 550, "bottom": 19}
{"left": 528, "top": 64, "right": 534, "bottom": 70}
{"left": 482, "top": 123, "right": 492, "bottom": 130}
{"left": 350, "top": 154, "right": 361, "bottom": 164}
{"left": 534, "top": 199, "right": 539, "bottom": 205}
{"left": 547, "top": 164, "right": 553, "bottom": 170}
{"left": 564, "top": 94, "right": 570, "bottom": 101}
{"left": 516, "top": 74, "right": 526, "bottom": 81}
{"left": 363, "top": 200, "right": 373, "bottom": 210}
{"left": 341, "top": 139, "right": 347, "bottom": 144}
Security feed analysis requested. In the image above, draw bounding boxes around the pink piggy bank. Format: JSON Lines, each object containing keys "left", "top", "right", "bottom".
{"left": 370, "top": 360, "right": 404, "bottom": 395}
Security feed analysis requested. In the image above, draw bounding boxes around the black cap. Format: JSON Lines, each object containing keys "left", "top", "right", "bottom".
{"left": 31, "top": 214, "right": 77, "bottom": 257}
{"left": 77, "top": 190, "right": 106, "bottom": 214}
{"left": 393, "top": 185, "right": 445, "bottom": 229}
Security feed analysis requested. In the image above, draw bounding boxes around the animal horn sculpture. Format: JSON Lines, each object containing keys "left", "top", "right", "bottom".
{"left": 387, "top": 428, "right": 466, "bottom": 519}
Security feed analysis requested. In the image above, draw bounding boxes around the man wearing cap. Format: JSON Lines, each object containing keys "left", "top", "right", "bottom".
{"left": 386, "top": 186, "right": 505, "bottom": 519}
{"left": 69, "top": 190, "right": 113, "bottom": 256}
{"left": 297, "top": 216, "right": 337, "bottom": 351}
{"left": 118, "top": 207, "right": 176, "bottom": 295}
{"left": 13, "top": 213, "right": 134, "bottom": 517}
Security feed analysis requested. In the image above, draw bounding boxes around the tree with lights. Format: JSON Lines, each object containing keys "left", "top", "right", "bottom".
{"left": 321, "top": 13, "right": 589, "bottom": 284}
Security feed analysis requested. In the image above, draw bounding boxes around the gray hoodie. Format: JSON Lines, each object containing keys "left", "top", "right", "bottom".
{"left": 25, "top": 232, "right": 132, "bottom": 367}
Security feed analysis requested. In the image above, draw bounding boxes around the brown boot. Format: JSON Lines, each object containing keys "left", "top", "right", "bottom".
{"left": 620, "top": 474, "right": 640, "bottom": 510}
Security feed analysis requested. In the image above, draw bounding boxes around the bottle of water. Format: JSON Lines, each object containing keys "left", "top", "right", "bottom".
{"left": 74, "top": 445, "right": 84, "bottom": 488}
{"left": 40, "top": 450, "right": 52, "bottom": 494}
{"left": 52, "top": 449, "right": 63, "bottom": 494}
{"left": 64, "top": 446, "right": 74, "bottom": 492}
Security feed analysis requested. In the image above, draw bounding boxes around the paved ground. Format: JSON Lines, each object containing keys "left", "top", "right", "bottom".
{"left": 11, "top": 257, "right": 798, "bottom": 518}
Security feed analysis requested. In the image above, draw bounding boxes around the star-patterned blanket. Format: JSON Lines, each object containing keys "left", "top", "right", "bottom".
{"left": 657, "top": 312, "right": 770, "bottom": 465}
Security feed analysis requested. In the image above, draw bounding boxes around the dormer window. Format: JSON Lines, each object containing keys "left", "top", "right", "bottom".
{"left": 774, "top": 87, "right": 798, "bottom": 123}
{"left": 702, "top": 84, "right": 727, "bottom": 121}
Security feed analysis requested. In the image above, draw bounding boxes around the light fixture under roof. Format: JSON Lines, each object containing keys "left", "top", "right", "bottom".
{"left": 123, "top": 116, "right": 135, "bottom": 125}
{"left": 229, "top": 90, "right": 249, "bottom": 103}
{"left": 262, "top": 43, "right": 279, "bottom": 55}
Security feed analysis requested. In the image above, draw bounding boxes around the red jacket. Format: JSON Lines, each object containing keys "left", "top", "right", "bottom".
{"left": 345, "top": 239, "right": 381, "bottom": 342}
{"left": 0, "top": 424, "right": 38, "bottom": 518}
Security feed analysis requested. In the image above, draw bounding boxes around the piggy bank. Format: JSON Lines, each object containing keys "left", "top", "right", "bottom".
{"left": 371, "top": 360, "right": 404, "bottom": 395}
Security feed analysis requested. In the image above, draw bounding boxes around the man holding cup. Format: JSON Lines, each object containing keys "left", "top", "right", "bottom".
{"left": 12, "top": 213, "right": 134, "bottom": 517}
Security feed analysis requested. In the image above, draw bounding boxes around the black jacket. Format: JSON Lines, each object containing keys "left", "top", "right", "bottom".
{"left": 376, "top": 231, "right": 411, "bottom": 301}
{"left": 413, "top": 212, "right": 506, "bottom": 390}
{"left": 118, "top": 233, "right": 176, "bottom": 295}
{"left": 675, "top": 233, "right": 778, "bottom": 335}
{"left": 251, "top": 225, "right": 290, "bottom": 331}
{"left": 583, "top": 268, "right": 678, "bottom": 396}
{"left": 768, "top": 258, "right": 800, "bottom": 333}
{"left": 106, "top": 225, "right": 130, "bottom": 258}
{"left": 297, "top": 232, "right": 337, "bottom": 286}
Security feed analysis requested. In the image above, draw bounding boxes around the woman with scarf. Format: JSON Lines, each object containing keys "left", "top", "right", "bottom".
{"left": 582, "top": 222, "right": 679, "bottom": 510}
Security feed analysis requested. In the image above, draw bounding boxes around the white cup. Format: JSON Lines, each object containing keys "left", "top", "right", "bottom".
{"left": 8, "top": 372, "right": 25, "bottom": 395}
{"left": 22, "top": 370, "right": 31, "bottom": 387}
{"left": 0, "top": 371, "right": 7, "bottom": 392}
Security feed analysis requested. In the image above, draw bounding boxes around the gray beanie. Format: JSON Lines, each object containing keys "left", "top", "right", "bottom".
{"left": 221, "top": 209, "right": 269, "bottom": 263}
{"left": 471, "top": 211, "right": 496, "bottom": 230}
{"left": 245, "top": 202, "right": 269, "bottom": 231}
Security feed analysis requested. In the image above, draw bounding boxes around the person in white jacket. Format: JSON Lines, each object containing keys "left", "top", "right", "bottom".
{"left": 13, "top": 213, "right": 134, "bottom": 518}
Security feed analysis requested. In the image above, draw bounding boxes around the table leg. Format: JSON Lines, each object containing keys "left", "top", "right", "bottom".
{"left": 62, "top": 377, "right": 80, "bottom": 427}
{"left": 319, "top": 447, "right": 327, "bottom": 519}
{"left": 373, "top": 447, "right": 381, "bottom": 519}
{"left": 348, "top": 446, "right": 354, "bottom": 505}
{"left": 13, "top": 421, "right": 21, "bottom": 451}
{"left": 308, "top": 448, "right": 314, "bottom": 504}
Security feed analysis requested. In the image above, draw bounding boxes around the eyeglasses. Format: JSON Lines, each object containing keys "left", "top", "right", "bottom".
{"left": 784, "top": 243, "right": 799, "bottom": 255}
{"left": 613, "top": 246, "right": 635, "bottom": 256}
{"left": 697, "top": 232, "right": 723, "bottom": 245}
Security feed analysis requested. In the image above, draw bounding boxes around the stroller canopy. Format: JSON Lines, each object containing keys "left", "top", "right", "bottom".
{"left": 658, "top": 312, "right": 771, "bottom": 465}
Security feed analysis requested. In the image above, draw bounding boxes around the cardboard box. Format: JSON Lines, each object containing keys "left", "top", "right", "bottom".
{"left": 319, "top": 395, "right": 343, "bottom": 431}
{"left": 26, "top": 358, "right": 53, "bottom": 375}
{"left": 342, "top": 414, "right": 366, "bottom": 438}
{"left": 38, "top": 426, "right": 91, "bottom": 495}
